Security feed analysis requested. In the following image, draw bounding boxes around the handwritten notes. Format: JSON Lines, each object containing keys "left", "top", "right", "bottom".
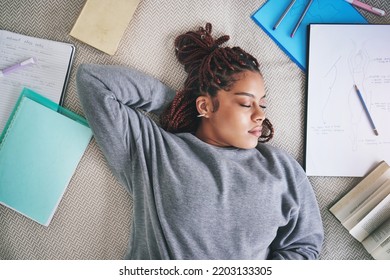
{"left": 306, "top": 24, "right": 390, "bottom": 177}
{"left": 0, "top": 30, "right": 74, "bottom": 133}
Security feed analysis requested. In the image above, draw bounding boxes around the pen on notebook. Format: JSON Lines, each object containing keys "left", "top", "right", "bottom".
{"left": 344, "top": 0, "right": 385, "bottom": 17}
{"left": 0, "top": 57, "right": 36, "bottom": 78}
{"left": 273, "top": 0, "right": 296, "bottom": 30}
{"left": 290, "top": 0, "right": 313, "bottom": 38}
{"left": 354, "top": 84, "right": 379, "bottom": 136}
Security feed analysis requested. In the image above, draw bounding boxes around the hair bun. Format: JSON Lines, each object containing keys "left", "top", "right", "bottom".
{"left": 174, "top": 23, "right": 229, "bottom": 73}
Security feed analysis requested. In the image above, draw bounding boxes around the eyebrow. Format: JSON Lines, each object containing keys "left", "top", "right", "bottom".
{"left": 234, "top": 92, "right": 266, "bottom": 99}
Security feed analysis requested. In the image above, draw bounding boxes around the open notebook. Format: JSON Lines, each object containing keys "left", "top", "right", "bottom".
{"left": 0, "top": 30, "right": 74, "bottom": 133}
{"left": 0, "top": 88, "right": 92, "bottom": 226}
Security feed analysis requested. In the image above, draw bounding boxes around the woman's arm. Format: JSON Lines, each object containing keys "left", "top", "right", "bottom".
{"left": 268, "top": 176, "right": 324, "bottom": 260}
{"left": 76, "top": 64, "right": 175, "bottom": 191}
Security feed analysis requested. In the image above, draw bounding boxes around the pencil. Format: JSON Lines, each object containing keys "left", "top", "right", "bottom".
{"left": 273, "top": 0, "right": 296, "bottom": 30}
{"left": 290, "top": 0, "right": 313, "bottom": 38}
{"left": 354, "top": 84, "right": 379, "bottom": 136}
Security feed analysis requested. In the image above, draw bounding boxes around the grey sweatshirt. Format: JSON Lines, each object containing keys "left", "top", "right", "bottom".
{"left": 76, "top": 64, "right": 324, "bottom": 260}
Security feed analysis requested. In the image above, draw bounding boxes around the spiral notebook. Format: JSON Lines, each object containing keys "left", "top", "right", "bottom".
{"left": 0, "top": 88, "right": 92, "bottom": 226}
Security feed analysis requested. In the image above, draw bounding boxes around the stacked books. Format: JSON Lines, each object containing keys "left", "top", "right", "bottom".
{"left": 0, "top": 30, "right": 91, "bottom": 226}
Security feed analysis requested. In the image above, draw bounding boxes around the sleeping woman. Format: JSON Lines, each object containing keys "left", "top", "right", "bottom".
{"left": 76, "top": 23, "right": 323, "bottom": 260}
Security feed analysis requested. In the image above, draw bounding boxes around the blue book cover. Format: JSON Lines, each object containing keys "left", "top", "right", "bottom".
{"left": 252, "top": 0, "right": 367, "bottom": 71}
{"left": 0, "top": 88, "right": 92, "bottom": 226}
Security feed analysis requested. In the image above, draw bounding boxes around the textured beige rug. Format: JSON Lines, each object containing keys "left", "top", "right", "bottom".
{"left": 1, "top": 0, "right": 388, "bottom": 259}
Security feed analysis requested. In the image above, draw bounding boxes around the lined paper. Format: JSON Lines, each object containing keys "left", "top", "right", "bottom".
{"left": 0, "top": 30, "right": 74, "bottom": 133}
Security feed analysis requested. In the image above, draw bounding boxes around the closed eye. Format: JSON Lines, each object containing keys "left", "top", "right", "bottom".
{"left": 240, "top": 104, "right": 267, "bottom": 109}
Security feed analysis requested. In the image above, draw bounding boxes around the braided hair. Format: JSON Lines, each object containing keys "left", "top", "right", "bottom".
{"left": 160, "top": 23, "right": 274, "bottom": 143}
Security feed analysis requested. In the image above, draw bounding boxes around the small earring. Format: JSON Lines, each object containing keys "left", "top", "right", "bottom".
{"left": 197, "top": 114, "right": 206, "bottom": 118}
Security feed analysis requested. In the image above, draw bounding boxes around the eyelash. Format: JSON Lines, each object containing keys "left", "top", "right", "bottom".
{"left": 240, "top": 104, "right": 267, "bottom": 109}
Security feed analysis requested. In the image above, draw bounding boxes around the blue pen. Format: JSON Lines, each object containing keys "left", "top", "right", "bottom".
{"left": 354, "top": 84, "right": 379, "bottom": 136}
{"left": 0, "top": 57, "right": 36, "bottom": 78}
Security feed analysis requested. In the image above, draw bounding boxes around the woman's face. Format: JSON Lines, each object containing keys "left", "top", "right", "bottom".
{"left": 195, "top": 70, "right": 266, "bottom": 149}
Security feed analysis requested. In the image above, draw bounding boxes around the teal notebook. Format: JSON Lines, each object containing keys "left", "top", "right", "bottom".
{"left": 252, "top": 0, "right": 367, "bottom": 71}
{"left": 0, "top": 88, "right": 92, "bottom": 226}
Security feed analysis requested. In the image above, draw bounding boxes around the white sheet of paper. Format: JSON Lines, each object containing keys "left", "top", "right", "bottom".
{"left": 306, "top": 24, "right": 390, "bottom": 177}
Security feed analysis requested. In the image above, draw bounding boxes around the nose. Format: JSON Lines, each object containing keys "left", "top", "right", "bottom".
{"left": 253, "top": 106, "right": 265, "bottom": 123}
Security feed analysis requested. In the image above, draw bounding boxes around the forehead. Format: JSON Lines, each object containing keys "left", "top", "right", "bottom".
{"left": 224, "top": 71, "right": 265, "bottom": 99}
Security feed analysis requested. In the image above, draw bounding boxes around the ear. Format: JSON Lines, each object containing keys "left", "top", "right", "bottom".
{"left": 195, "top": 96, "right": 213, "bottom": 117}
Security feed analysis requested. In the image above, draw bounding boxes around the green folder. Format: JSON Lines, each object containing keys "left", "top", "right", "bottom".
{"left": 0, "top": 88, "right": 92, "bottom": 226}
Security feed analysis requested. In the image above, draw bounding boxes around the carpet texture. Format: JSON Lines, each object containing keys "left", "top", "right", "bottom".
{"left": 0, "top": 0, "right": 389, "bottom": 259}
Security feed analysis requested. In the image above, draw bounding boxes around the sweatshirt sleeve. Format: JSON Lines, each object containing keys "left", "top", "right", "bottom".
{"left": 268, "top": 175, "right": 324, "bottom": 260}
{"left": 76, "top": 64, "right": 175, "bottom": 191}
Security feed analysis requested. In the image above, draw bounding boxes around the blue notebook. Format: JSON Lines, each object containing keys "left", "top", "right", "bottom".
{"left": 251, "top": 0, "right": 367, "bottom": 71}
{"left": 0, "top": 88, "right": 92, "bottom": 226}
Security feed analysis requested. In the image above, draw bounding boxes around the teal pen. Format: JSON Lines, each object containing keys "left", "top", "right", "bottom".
{"left": 354, "top": 84, "right": 379, "bottom": 136}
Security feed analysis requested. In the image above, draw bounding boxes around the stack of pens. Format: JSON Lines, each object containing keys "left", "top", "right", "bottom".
{"left": 272, "top": 0, "right": 312, "bottom": 38}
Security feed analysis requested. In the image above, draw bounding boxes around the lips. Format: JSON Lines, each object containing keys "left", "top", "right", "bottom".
{"left": 248, "top": 126, "right": 262, "bottom": 137}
